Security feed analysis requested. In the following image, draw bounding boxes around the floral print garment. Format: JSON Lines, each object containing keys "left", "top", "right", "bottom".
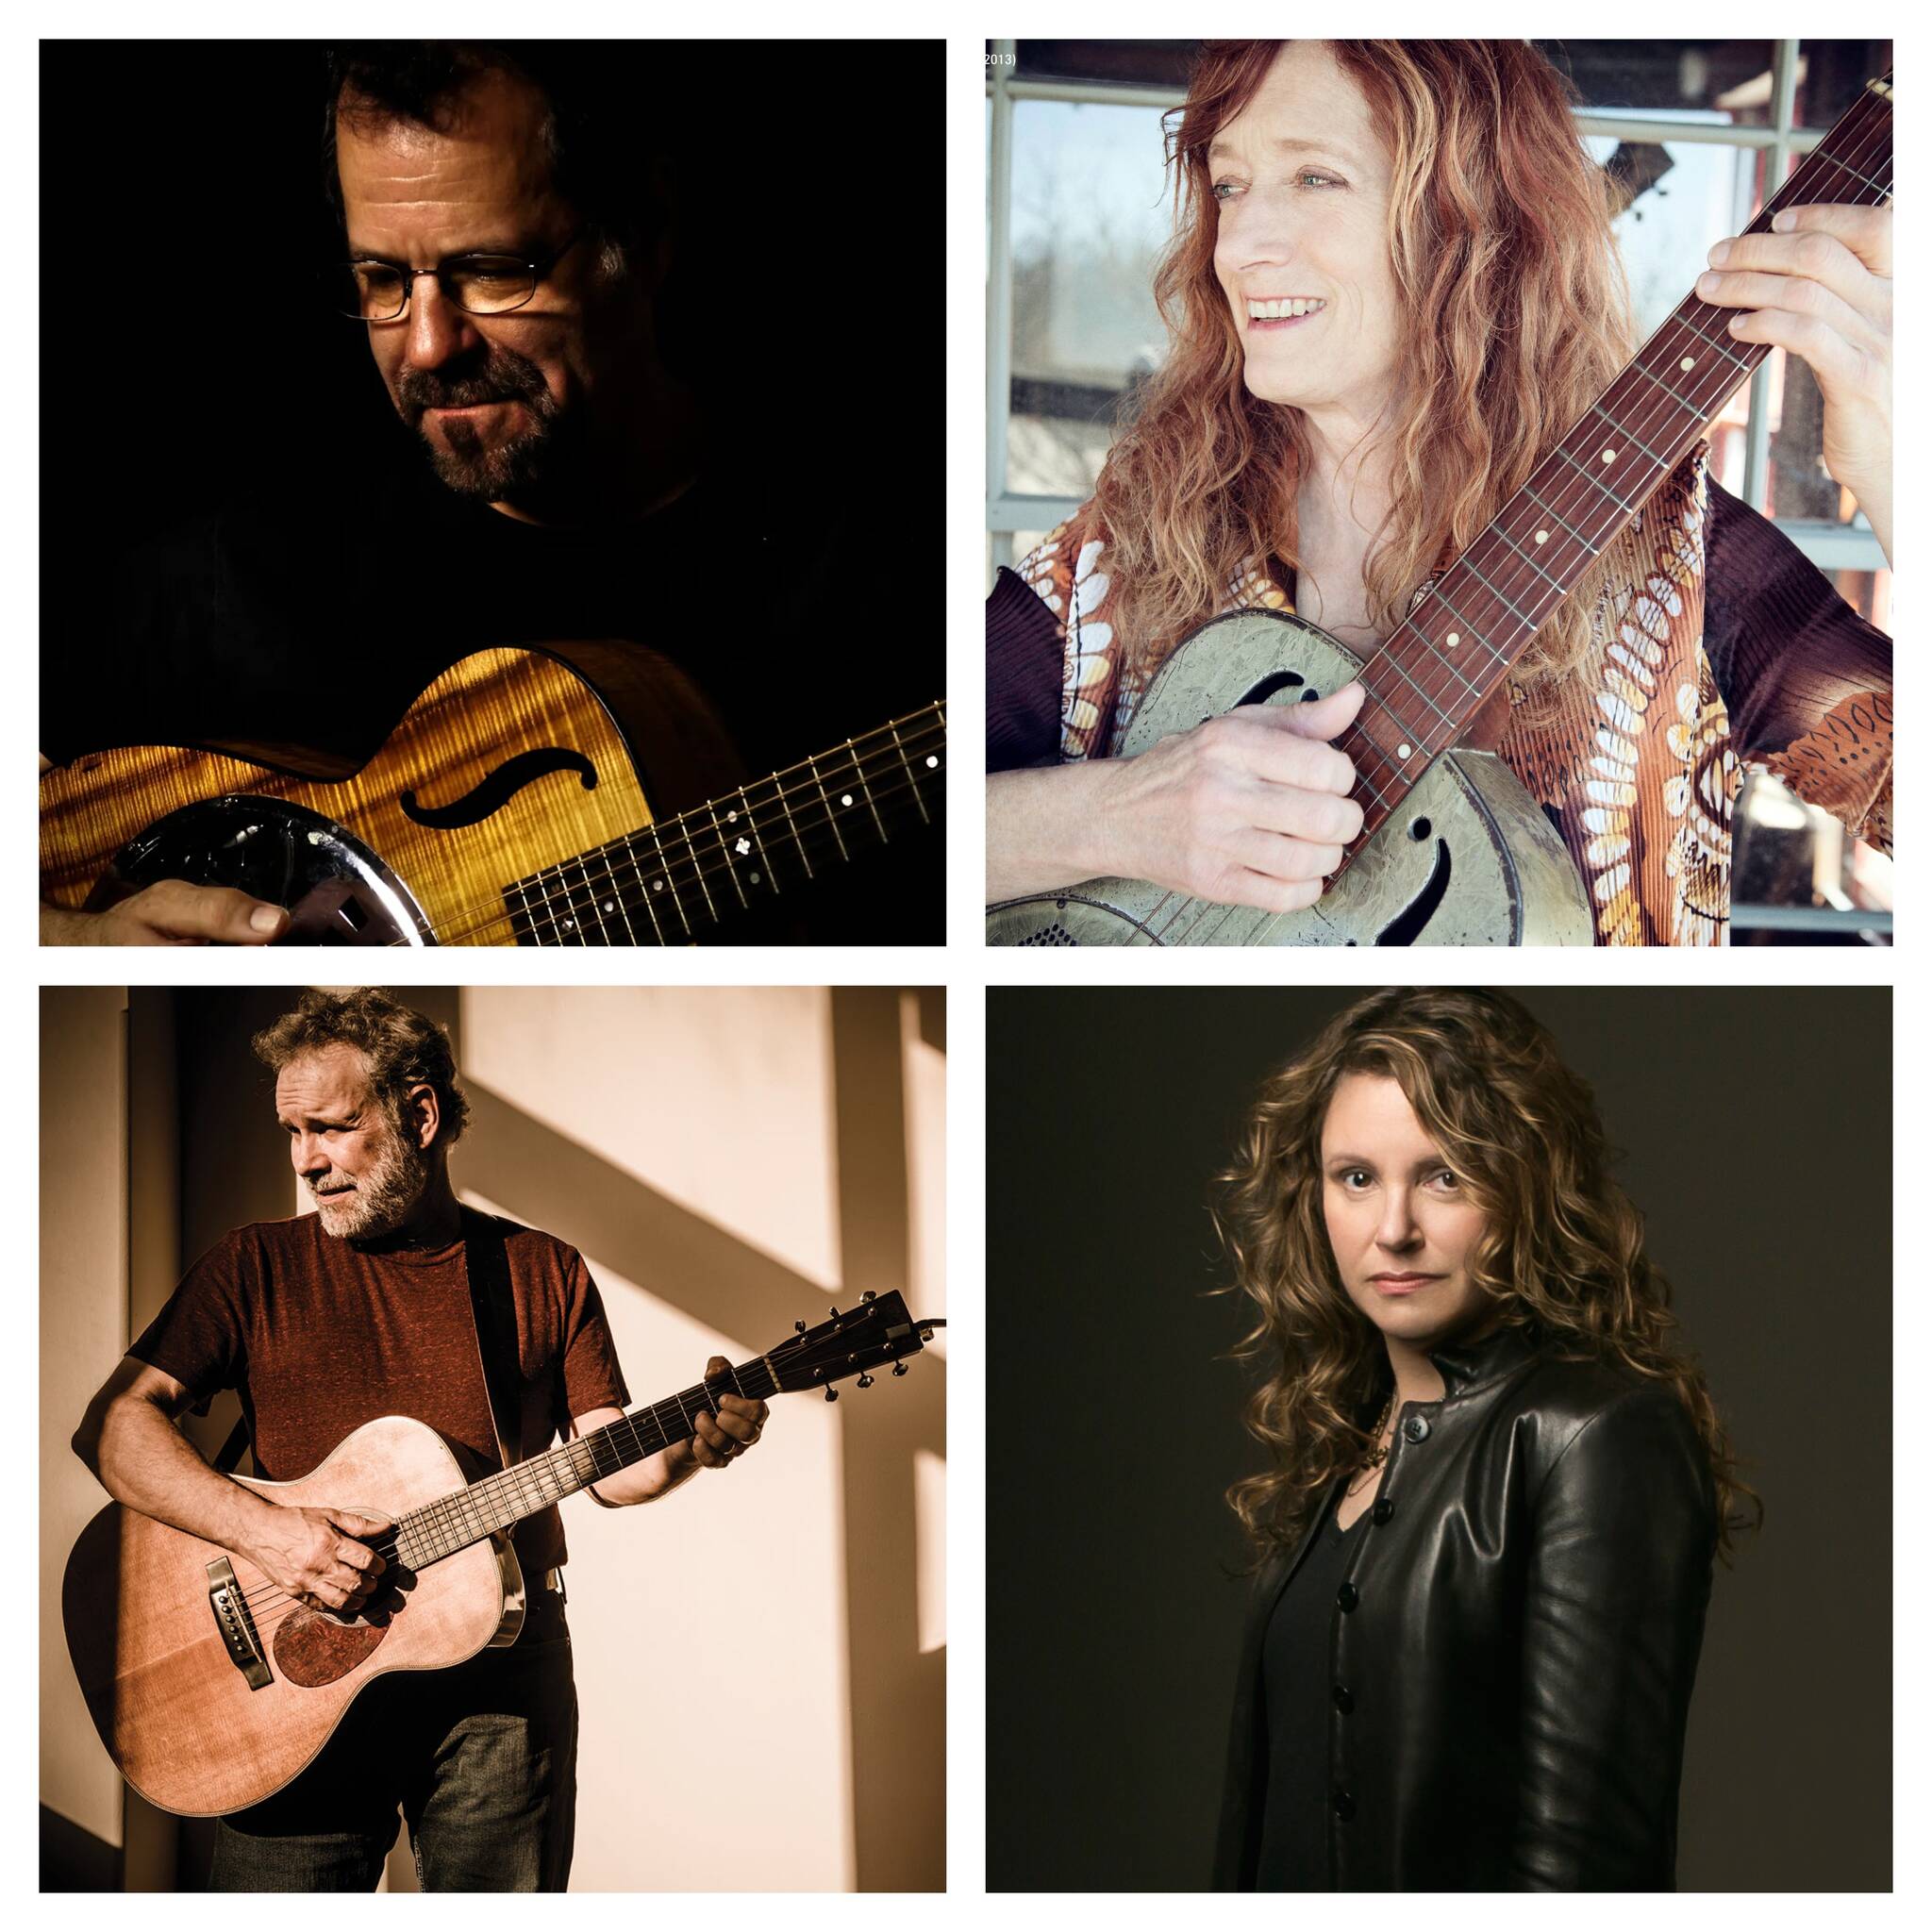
{"left": 1013, "top": 445, "right": 1891, "bottom": 946}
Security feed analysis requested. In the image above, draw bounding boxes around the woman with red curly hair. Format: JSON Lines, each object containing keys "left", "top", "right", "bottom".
{"left": 1209, "top": 987, "right": 1756, "bottom": 1888}
{"left": 986, "top": 42, "right": 1891, "bottom": 944}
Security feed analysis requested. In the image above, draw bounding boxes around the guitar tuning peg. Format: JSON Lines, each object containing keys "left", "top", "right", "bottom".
{"left": 861, "top": 1290, "right": 876, "bottom": 1302}
{"left": 857, "top": 1373, "right": 874, "bottom": 1389}
{"left": 891, "top": 1361, "right": 908, "bottom": 1377}
{"left": 824, "top": 1386, "right": 839, "bottom": 1403}
{"left": 794, "top": 1320, "right": 808, "bottom": 1335}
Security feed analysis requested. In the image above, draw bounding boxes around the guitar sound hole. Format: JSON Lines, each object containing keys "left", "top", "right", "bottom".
{"left": 1234, "top": 671, "right": 1306, "bottom": 708}
{"left": 1410, "top": 817, "right": 1432, "bottom": 841}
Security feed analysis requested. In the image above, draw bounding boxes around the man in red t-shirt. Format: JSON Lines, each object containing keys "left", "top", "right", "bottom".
{"left": 71, "top": 988, "right": 767, "bottom": 1890}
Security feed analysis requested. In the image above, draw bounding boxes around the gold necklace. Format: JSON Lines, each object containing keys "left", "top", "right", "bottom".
{"left": 1359, "top": 1392, "right": 1395, "bottom": 1470}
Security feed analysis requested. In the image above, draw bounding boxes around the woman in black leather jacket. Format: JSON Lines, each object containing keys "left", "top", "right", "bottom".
{"left": 1211, "top": 988, "right": 1756, "bottom": 1891}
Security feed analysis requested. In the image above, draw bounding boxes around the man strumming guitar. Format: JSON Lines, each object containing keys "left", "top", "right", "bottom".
{"left": 70, "top": 988, "right": 768, "bottom": 1889}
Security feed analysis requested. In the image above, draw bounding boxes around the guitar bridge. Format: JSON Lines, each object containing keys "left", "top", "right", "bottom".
{"left": 206, "top": 1556, "right": 273, "bottom": 1690}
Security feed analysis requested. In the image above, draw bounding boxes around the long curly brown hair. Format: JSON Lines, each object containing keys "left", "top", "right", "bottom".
{"left": 1213, "top": 987, "right": 1758, "bottom": 1568}
{"left": 1094, "top": 40, "right": 1642, "bottom": 715}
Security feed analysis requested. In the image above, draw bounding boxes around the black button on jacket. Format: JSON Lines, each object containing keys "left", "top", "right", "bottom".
{"left": 1212, "top": 1324, "right": 1717, "bottom": 1891}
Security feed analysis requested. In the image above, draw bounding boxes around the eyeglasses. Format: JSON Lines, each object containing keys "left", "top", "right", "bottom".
{"left": 325, "top": 228, "right": 588, "bottom": 321}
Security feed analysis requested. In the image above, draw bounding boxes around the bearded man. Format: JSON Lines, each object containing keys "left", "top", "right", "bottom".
{"left": 69, "top": 988, "right": 766, "bottom": 1890}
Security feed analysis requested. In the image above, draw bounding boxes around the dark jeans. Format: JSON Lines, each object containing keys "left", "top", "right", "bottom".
{"left": 208, "top": 1625, "right": 576, "bottom": 1892}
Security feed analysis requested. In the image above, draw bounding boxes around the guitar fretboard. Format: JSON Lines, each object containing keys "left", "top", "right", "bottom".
{"left": 392, "top": 1357, "right": 780, "bottom": 1571}
{"left": 1329, "top": 72, "right": 1892, "bottom": 874}
{"left": 501, "top": 702, "right": 946, "bottom": 944}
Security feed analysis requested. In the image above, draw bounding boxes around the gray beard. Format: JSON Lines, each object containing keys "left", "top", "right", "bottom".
{"left": 309, "top": 1125, "right": 430, "bottom": 1241}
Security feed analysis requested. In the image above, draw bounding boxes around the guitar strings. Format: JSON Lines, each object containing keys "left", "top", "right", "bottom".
{"left": 417, "top": 742, "right": 947, "bottom": 946}
{"left": 493, "top": 715, "right": 949, "bottom": 946}
{"left": 400, "top": 714, "right": 946, "bottom": 945}
{"left": 392, "top": 716, "right": 946, "bottom": 945}
{"left": 369, "top": 716, "right": 946, "bottom": 945}
{"left": 409, "top": 738, "right": 948, "bottom": 946}
{"left": 1140, "top": 85, "right": 1890, "bottom": 946}
{"left": 229, "top": 1375, "right": 775, "bottom": 1620}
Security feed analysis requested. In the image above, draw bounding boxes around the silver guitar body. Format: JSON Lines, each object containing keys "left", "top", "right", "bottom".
{"left": 987, "top": 610, "right": 1592, "bottom": 947}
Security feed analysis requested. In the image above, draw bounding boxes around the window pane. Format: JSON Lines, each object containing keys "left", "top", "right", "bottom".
{"left": 1795, "top": 41, "right": 1893, "bottom": 125}
{"left": 1533, "top": 41, "right": 1776, "bottom": 116}
{"left": 1007, "top": 98, "right": 1172, "bottom": 502}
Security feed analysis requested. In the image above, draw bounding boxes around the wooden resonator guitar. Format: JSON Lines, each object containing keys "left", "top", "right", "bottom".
{"left": 63, "top": 1292, "right": 942, "bottom": 1817}
{"left": 42, "top": 638, "right": 945, "bottom": 945}
{"left": 988, "top": 71, "right": 1890, "bottom": 946}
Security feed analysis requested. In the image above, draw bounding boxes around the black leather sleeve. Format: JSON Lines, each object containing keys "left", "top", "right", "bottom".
{"left": 1510, "top": 1381, "right": 1716, "bottom": 1890}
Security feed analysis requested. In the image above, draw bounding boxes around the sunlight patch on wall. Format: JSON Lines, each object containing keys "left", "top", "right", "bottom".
{"left": 461, "top": 988, "right": 841, "bottom": 1290}
{"left": 916, "top": 1449, "right": 946, "bottom": 1656}
{"left": 900, "top": 992, "right": 946, "bottom": 1341}
{"left": 463, "top": 1190, "right": 855, "bottom": 1890}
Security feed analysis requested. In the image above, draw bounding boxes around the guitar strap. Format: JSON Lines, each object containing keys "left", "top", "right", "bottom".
{"left": 460, "top": 1205, "right": 525, "bottom": 1476}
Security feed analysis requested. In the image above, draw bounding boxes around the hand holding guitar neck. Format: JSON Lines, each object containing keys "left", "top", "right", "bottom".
{"left": 683, "top": 1355, "right": 769, "bottom": 1471}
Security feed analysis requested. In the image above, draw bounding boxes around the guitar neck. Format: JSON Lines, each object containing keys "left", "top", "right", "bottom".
{"left": 1331, "top": 71, "right": 1891, "bottom": 871}
{"left": 503, "top": 701, "right": 947, "bottom": 944}
{"left": 393, "top": 1357, "right": 780, "bottom": 1570}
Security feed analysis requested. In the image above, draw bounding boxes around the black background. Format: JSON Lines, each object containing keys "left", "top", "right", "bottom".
{"left": 42, "top": 39, "right": 939, "bottom": 561}
{"left": 987, "top": 986, "right": 1891, "bottom": 1891}
{"left": 39, "top": 40, "right": 944, "bottom": 942}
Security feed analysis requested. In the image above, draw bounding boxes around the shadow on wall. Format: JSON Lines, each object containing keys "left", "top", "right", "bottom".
{"left": 41, "top": 986, "right": 942, "bottom": 1894}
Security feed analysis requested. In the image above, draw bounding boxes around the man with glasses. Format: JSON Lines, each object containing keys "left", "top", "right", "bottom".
{"left": 41, "top": 43, "right": 936, "bottom": 943}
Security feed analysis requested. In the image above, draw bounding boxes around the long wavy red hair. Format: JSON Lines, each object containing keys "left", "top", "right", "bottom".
{"left": 1093, "top": 41, "right": 1645, "bottom": 709}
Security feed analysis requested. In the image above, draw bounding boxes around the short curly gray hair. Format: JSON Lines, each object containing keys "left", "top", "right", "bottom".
{"left": 253, "top": 990, "right": 471, "bottom": 1148}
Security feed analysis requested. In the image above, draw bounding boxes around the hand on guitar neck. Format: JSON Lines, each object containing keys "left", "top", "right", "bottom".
{"left": 986, "top": 681, "right": 1366, "bottom": 910}
{"left": 41, "top": 879, "right": 290, "bottom": 945}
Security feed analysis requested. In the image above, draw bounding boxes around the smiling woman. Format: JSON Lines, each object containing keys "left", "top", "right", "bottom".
{"left": 1209, "top": 986, "right": 1755, "bottom": 1889}
{"left": 985, "top": 38, "right": 1892, "bottom": 946}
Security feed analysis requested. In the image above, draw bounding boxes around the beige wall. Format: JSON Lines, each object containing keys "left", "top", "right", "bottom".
{"left": 41, "top": 989, "right": 131, "bottom": 1856}
{"left": 41, "top": 985, "right": 943, "bottom": 1892}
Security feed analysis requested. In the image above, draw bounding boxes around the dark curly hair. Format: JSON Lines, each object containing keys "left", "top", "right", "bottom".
{"left": 252, "top": 989, "right": 471, "bottom": 1149}
{"left": 1213, "top": 987, "right": 1758, "bottom": 1567}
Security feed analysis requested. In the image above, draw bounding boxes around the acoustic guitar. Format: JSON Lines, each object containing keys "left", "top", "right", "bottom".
{"left": 41, "top": 638, "right": 945, "bottom": 945}
{"left": 63, "top": 1291, "right": 942, "bottom": 1818}
{"left": 987, "top": 71, "right": 1890, "bottom": 946}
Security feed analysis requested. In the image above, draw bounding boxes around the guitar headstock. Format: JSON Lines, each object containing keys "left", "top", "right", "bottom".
{"left": 765, "top": 1291, "right": 941, "bottom": 1399}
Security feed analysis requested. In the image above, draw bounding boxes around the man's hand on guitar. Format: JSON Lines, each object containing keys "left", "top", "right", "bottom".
{"left": 1097, "top": 681, "right": 1367, "bottom": 912}
{"left": 245, "top": 1504, "right": 391, "bottom": 1615}
{"left": 687, "top": 1356, "right": 770, "bottom": 1471}
{"left": 41, "top": 880, "right": 290, "bottom": 946}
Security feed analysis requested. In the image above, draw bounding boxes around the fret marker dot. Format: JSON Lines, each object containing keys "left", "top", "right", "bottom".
{"left": 749, "top": 871, "right": 761, "bottom": 884}
{"left": 725, "top": 809, "right": 738, "bottom": 824}
{"left": 841, "top": 792, "right": 854, "bottom": 807}
{"left": 1679, "top": 356, "right": 1695, "bottom": 372}
{"left": 1534, "top": 529, "right": 1548, "bottom": 544}
{"left": 925, "top": 754, "right": 939, "bottom": 768}
{"left": 1601, "top": 447, "right": 1617, "bottom": 463}
{"left": 602, "top": 900, "right": 615, "bottom": 913}
{"left": 1397, "top": 742, "right": 1413, "bottom": 759}
{"left": 654, "top": 880, "right": 664, "bottom": 892}
{"left": 735, "top": 837, "right": 751, "bottom": 856}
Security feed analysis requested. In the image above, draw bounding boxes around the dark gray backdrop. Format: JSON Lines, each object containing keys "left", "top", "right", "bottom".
{"left": 986, "top": 986, "right": 1890, "bottom": 1891}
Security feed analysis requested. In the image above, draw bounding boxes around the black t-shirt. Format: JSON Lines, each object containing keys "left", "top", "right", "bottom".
{"left": 44, "top": 458, "right": 942, "bottom": 942}
{"left": 1255, "top": 1497, "right": 1365, "bottom": 1890}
